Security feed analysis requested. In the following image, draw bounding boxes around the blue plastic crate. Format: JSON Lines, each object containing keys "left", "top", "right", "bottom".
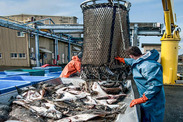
{"left": 45, "top": 71, "right": 62, "bottom": 78}
{"left": 32, "top": 66, "right": 62, "bottom": 73}
{"left": 0, "top": 76, "right": 55, "bottom": 85}
{"left": 0, "top": 71, "right": 30, "bottom": 78}
{"left": 0, "top": 80, "right": 31, "bottom": 94}
{"left": 45, "top": 66, "right": 62, "bottom": 72}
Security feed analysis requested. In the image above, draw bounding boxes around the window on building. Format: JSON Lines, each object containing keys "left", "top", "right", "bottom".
{"left": 0, "top": 53, "right": 2, "bottom": 58}
{"left": 19, "top": 53, "right": 26, "bottom": 59}
{"left": 17, "top": 32, "right": 25, "bottom": 37}
{"left": 10, "top": 53, "right": 18, "bottom": 58}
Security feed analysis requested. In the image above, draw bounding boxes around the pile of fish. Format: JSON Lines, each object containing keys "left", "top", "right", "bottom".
{"left": 0, "top": 104, "right": 11, "bottom": 121}
{"left": 5, "top": 78, "right": 129, "bottom": 122}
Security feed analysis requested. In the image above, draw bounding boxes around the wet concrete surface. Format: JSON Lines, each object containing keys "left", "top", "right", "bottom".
{"left": 164, "top": 85, "right": 183, "bottom": 122}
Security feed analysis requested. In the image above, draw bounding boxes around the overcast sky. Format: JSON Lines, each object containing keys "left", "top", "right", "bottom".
{"left": 0, "top": 0, "right": 182, "bottom": 54}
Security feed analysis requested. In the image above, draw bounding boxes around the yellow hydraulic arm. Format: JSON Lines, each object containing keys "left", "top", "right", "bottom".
{"left": 161, "top": 0, "right": 181, "bottom": 84}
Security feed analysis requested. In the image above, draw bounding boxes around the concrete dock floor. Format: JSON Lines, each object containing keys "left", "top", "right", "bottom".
{"left": 131, "top": 77, "right": 183, "bottom": 122}
{"left": 164, "top": 85, "right": 183, "bottom": 122}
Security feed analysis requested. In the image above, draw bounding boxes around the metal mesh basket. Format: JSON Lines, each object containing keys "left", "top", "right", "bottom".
{"left": 80, "top": 1, "right": 131, "bottom": 81}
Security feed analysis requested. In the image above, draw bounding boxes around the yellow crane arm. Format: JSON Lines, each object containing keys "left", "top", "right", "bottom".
{"left": 162, "top": 0, "right": 176, "bottom": 26}
{"left": 161, "top": 0, "right": 181, "bottom": 84}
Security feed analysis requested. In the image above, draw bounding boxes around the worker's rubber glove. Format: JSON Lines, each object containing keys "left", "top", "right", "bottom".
{"left": 115, "top": 56, "right": 125, "bottom": 64}
{"left": 130, "top": 94, "right": 148, "bottom": 108}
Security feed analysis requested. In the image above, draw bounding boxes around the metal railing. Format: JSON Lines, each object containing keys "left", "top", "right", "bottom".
{"left": 0, "top": 18, "right": 82, "bottom": 46}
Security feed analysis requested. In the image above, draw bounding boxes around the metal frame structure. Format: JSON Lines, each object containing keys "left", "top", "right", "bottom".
{"left": 0, "top": 14, "right": 164, "bottom": 67}
{"left": 130, "top": 22, "right": 164, "bottom": 46}
{"left": 0, "top": 17, "right": 82, "bottom": 67}
{"left": 37, "top": 24, "right": 84, "bottom": 34}
{"left": 37, "top": 22, "right": 164, "bottom": 46}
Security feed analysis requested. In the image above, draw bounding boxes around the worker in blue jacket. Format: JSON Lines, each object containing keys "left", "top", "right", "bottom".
{"left": 115, "top": 46, "right": 165, "bottom": 122}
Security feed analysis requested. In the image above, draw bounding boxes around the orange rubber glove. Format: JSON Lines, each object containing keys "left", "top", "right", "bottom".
{"left": 115, "top": 56, "right": 125, "bottom": 64}
{"left": 130, "top": 94, "right": 148, "bottom": 108}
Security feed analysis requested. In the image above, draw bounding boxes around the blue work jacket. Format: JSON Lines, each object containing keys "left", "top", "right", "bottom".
{"left": 125, "top": 49, "right": 165, "bottom": 122}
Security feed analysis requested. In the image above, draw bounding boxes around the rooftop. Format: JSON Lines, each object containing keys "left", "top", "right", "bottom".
{"left": 5, "top": 14, "right": 78, "bottom": 19}
{"left": 141, "top": 43, "right": 161, "bottom": 48}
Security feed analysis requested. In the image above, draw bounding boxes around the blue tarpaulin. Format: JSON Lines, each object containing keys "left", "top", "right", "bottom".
{"left": 45, "top": 71, "right": 62, "bottom": 78}
{"left": 0, "top": 80, "right": 31, "bottom": 94}
{"left": 0, "top": 76, "right": 55, "bottom": 85}
{"left": 32, "top": 67, "right": 62, "bottom": 73}
{"left": 0, "top": 71, "right": 30, "bottom": 78}
{"left": 5, "top": 69, "right": 45, "bottom": 76}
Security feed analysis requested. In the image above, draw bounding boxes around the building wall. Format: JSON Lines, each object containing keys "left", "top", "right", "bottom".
{"left": 0, "top": 17, "right": 82, "bottom": 67}
{"left": 58, "top": 42, "right": 68, "bottom": 64}
{"left": 57, "top": 43, "right": 82, "bottom": 64}
{"left": 143, "top": 45, "right": 161, "bottom": 53}
{"left": 0, "top": 27, "right": 29, "bottom": 66}
{"left": 0, "top": 26, "right": 81, "bottom": 67}
{"left": 70, "top": 34, "right": 82, "bottom": 38}
{"left": 30, "top": 36, "right": 81, "bottom": 66}
{"left": 6, "top": 14, "right": 78, "bottom": 24}
{"left": 30, "top": 36, "right": 54, "bottom": 66}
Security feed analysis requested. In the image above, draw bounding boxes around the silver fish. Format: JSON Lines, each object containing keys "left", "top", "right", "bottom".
{"left": 30, "top": 105, "right": 62, "bottom": 119}
{"left": 54, "top": 92, "right": 87, "bottom": 102}
{"left": 56, "top": 114, "right": 100, "bottom": 122}
{"left": 92, "top": 82, "right": 108, "bottom": 97}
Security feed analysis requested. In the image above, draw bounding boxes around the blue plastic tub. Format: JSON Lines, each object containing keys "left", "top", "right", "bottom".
{"left": 0, "top": 80, "right": 31, "bottom": 94}
{"left": 0, "top": 76, "right": 55, "bottom": 85}
{"left": 5, "top": 69, "right": 45, "bottom": 76}
{"left": 0, "top": 71, "right": 30, "bottom": 78}
{"left": 45, "top": 71, "right": 62, "bottom": 78}
{"left": 32, "top": 66, "right": 62, "bottom": 73}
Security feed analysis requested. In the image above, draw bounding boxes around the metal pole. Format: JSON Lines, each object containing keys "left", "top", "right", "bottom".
{"left": 132, "top": 24, "right": 138, "bottom": 46}
{"left": 68, "top": 37, "right": 71, "bottom": 62}
{"left": 35, "top": 30, "right": 40, "bottom": 67}
{"left": 55, "top": 39, "right": 58, "bottom": 65}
